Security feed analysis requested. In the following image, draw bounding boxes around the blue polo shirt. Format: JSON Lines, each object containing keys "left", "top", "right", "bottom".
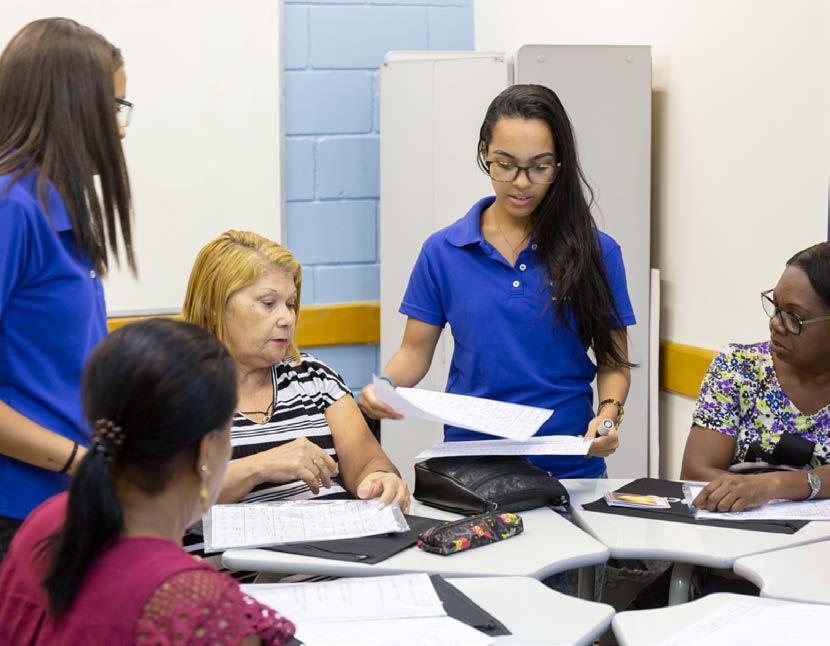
{"left": 0, "top": 171, "right": 107, "bottom": 519}
{"left": 400, "top": 196, "right": 636, "bottom": 478}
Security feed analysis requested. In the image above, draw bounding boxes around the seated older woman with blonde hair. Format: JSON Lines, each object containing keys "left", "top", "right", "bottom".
{"left": 182, "top": 230, "right": 410, "bottom": 516}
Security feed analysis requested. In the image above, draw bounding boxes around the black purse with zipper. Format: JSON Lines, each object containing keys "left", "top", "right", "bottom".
{"left": 414, "top": 455, "right": 569, "bottom": 515}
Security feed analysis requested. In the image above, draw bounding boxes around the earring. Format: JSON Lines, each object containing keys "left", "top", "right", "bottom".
{"left": 200, "top": 464, "right": 210, "bottom": 514}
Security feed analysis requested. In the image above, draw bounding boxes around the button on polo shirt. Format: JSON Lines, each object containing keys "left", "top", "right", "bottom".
{"left": 0, "top": 172, "right": 107, "bottom": 519}
{"left": 400, "top": 196, "right": 636, "bottom": 478}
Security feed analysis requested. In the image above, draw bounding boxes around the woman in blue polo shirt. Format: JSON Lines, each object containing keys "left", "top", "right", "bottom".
{"left": 360, "top": 84, "right": 635, "bottom": 479}
{"left": 0, "top": 18, "right": 134, "bottom": 555}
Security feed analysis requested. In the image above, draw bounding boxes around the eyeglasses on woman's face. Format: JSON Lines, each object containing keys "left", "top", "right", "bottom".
{"left": 114, "top": 97, "right": 133, "bottom": 129}
{"left": 483, "top": 159, "right": 560, "bottom": 184}
{"left": 761, "top": 289, "right": 830, "bottom": 335}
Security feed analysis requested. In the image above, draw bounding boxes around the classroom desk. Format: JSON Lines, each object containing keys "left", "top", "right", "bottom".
{"left": 612, "top": 592, "right": 830, "bottom": 645}
{"left": 733, "top": 539, "right": 830, "bottom": 605}
{"left": 563, "top": 479, "right": 830, "bottom": 604}
{"left": 222, "top": 501, "right": 609, "bottom": 581}
{"left": 447, "top": 576, "right": 614, "bottom": 645}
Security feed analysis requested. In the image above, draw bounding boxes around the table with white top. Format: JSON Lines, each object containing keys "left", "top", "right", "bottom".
{"left": 612, "top": 592, "right": 830, "bottom": 646}
{"left": 733, "top": 539, "right": 830, "bottom": 604}
{"left": 563, "top": 479, "right": 830, "bottom": 604}
{"left": 222, "top": 501, "right": 610, "bottom": 581}
{"left": 447, "top": 576, "right": 614, "bottom": 645}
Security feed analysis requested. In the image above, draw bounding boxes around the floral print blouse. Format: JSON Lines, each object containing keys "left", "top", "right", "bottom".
{"left": 693, "top": 342, "right": 830, "bottom": 467}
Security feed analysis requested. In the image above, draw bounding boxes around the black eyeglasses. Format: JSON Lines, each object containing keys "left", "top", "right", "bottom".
{"left": 114, "top": 97, "right": 133, "bottom": 128}
{"left": 761, "top": 289, "right": 830, "bottom": 335}
{"left": 483, "top": 160, "right": 561, "bottom": 184}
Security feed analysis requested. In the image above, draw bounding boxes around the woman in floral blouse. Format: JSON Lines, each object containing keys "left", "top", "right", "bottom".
{"left": 682, "top": 241, "right": 830, "bottom": 512}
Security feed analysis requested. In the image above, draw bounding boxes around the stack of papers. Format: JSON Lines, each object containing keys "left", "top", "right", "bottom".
{"left": 416, "top": 435, "right": 591, "bottom": 459}
{"left": 203, "top": 499, "right": 409, "bottom": 552}
{"left": 689, "top": 485, "right": 830, "bottom": 521}
{"left": 372, "top": 377, "right": 552, "bottom": 441}
{"left": 242, "top": 574, "right": 493, "bottom": 646}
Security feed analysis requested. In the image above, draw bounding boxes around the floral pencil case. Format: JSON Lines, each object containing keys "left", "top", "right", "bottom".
{"left": 416, "top": 511, "right": 524, "bottom": 556}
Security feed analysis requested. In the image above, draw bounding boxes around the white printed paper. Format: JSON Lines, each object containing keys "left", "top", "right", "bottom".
{"left": 242, "top": 574, "right": 445, "bottom": 623}
{"left": 416, "top": 435, "right": 591, "bottom": 459}
{"left": 373, "top": 377, "right": 552, "bottom": 441}
{"left": 203, "top": 499, "right": 409, "bottom": 552}
{"left": 295, "top": 616, "right": 494, "bottom": 646}
{"left": 690, "top": 485, "right": 830, "bottom": 521}
{"left": 654, "top": 601, "right": 830, "bottom": 646}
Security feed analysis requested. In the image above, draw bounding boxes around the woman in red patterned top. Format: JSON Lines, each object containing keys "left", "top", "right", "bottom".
{"left": 0, "top": 319, "right": 295, "bottom": 645}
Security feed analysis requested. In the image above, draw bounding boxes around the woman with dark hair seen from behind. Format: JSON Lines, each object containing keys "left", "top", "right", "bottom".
{"left": 360, "top": 84, "right": 636, "bottom": 479}
{"left": 0, "top": 319, "right": 295, "bottom": 644}
{"left": 0, "top": 18, "right": 135, "bottom": 554}
{"left": 682, "top": 241, "right": 830, "bottom": 510}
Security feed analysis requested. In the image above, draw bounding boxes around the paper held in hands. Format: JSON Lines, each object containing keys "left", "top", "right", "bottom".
{"left": 203, "top": 499, "right": 410, "bottom": 552}
{"left": 372, "top": 377, "right": 552, "bottom": 441}
{"left": 416, "top": 435, "right": 592, "bottom": 460}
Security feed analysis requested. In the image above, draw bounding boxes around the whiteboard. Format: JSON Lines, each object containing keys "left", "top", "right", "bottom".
{"left": 0, "top": 1, "right": 282, "bottom": 314}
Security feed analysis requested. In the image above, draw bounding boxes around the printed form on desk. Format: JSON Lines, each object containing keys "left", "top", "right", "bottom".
{"left": 242, "top": 574, "right": 494, "bottom": 646}
{"left": 372, "top": 376, "right": 552, "bottom": 441}
{"left": 203, "top": 499, "right": 409, "bottom": 552}
{"left": 653, "top": 600, "right": 830, "bottom": 646}
{"left": 689, "top": 485, "right": 830, "bottom": 521}
{"left": 416, "top": 435, "right": 591, "bottom": 459}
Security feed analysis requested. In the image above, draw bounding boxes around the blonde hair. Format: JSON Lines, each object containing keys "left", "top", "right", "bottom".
{"left": 183, "top": 230, "right": 303, "bottom": 363}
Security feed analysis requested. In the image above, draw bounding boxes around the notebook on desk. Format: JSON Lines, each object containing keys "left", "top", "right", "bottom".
{"left": 582, "top": 478, "right": 808, "bottom": 534}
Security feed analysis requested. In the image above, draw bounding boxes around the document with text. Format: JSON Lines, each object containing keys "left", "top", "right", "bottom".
{"left": 690, "top": 485, "right": 830, "bottom": 521}
{"left": 372, "top": 377, "right": 552, "bottom": 441}
{"left": 416, "top": 435, "right": 591, "bottom": 460}
{"left": 203, "top": 499, "right": 409, "bottom": 552}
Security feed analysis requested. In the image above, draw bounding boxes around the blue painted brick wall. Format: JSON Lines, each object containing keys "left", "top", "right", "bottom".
{"left": 284, "top": 0, "right": 474, "bottom": 390}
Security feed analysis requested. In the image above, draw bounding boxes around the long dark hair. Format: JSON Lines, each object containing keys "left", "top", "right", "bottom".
{"left": 0, "top": 17, "right": 134, "bottom": 275}
{"left": 787, "top": 241, "right": 830, "bottom": 309}
{"left": 41, "top": 319, "right": 237, "bottom": 615}
{"left": 477, "top": 84, "right": 632, "bottom": 368}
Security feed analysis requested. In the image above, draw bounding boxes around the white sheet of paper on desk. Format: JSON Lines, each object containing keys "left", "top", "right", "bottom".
{"left": 372, "top": 377, "right": 552, "bottom": 441}
{"left": 654, "top": 601, "right": 830, "bottom": 646}
{"left": 416, "top": 435, "right": 591, "bottom": 459}
{"left": 203, "top": 499, "right": 409, "bottom": 552}
{"left": 691, "top": 485, "right": 830, "bottom": 521}
{"left": 241, "top": 574, "right": 445, "bottom": 623}
{"left": 295, "top": 616, "right": 494, "bottom": 646}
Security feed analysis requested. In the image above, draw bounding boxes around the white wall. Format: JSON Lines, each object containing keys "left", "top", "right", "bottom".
{"left": 0, "top": 1, "right": 282, "bottom": 314}
{"left": 475, "top": 0, "right": 830, "bottom": 476}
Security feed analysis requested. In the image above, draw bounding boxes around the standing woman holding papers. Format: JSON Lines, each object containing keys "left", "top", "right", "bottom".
{"left": 0, "top": 18, "right": 135, "bottom": 555}
{"left": 360, "top": 84, "right": 636, "bottom": 478}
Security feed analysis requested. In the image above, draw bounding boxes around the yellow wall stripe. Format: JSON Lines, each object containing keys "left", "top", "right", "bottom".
{"left": 107, "top": 301, "right": 381, "bottom": 347}
{"left": 659, "top": 340, "right": 717, "bottom": 399}
{"left": 110, "top": 304, "right": 715, "bottom": 398}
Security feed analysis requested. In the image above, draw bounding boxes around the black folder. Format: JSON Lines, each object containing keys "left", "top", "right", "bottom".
{"left": 430, "top": 575, "right": 511, "bottom": 637}
{"left": 581, "top": 478, "right": 808, "bottom": 534}
{"left": 265, "top": 514, "right": 443, "bottom": 564}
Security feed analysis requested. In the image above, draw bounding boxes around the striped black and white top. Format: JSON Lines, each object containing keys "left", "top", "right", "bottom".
{"left": 232, "top": 353, "right": 353, "bottom": 503}
{"left": 184, "top": 354, "right": 353, "bottom": 566}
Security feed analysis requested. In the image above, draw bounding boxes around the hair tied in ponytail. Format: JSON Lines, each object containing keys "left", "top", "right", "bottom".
{"left": 91, "top": 419, "right": 124, "bottom": 464}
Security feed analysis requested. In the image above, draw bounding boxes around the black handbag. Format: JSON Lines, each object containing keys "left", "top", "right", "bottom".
{"left": 414, "top": 455, "right": 569, "bottom": 515}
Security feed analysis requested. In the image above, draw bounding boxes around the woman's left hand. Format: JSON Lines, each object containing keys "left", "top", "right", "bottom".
{"left": 694, "top": 473, "right": 777, "bottom": 512}
{"left": 356, "top": 471, "right": 411, "bottom": 513}
{"left": 584, "top": 416, "right": 620, "bottom": 458}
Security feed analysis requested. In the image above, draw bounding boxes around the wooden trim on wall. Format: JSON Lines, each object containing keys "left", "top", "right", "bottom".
{"left": 659, "top": 340, "right": 717, "bottom": 399}
{"left": 109, "top": 305, "right": 717, "bottom": 398}
{"left": 107, "top": 301, "right": 381, "bottom": 347}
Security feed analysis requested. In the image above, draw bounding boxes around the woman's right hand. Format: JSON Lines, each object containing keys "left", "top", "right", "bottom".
{"left": 252, "top": 437, "right": 338, "bottom": 495}
{"left": 357, "top": 383, "right": 403, "bottom": 421}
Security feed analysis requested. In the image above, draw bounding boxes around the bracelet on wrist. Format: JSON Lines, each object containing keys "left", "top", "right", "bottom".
{"left": 59, "top": 441, "right": 79, "bottom": 474}
{"left": 377, "top": 375, "right": 396, "bottom": 388}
